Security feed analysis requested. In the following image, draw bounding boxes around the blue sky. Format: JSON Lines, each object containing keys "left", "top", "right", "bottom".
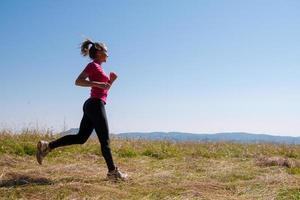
{"left": 0, "top": 0, "right": 299, "bottom": 136}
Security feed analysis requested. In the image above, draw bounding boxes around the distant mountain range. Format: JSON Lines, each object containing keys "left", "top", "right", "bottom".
{"left": 60, "top": 129, "right": 300, "bottom": 144}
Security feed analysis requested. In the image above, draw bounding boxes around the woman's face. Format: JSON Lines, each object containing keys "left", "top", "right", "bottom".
{"left": 95, "top": 50, "right": 108, "bottom": 63}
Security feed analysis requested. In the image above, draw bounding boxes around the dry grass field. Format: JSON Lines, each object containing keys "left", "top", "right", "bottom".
{"left": 0, "top": 129, "right": 300, "bottom": 199}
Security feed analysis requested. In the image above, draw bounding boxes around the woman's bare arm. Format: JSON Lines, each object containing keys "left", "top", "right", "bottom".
{"left": 75, "top": 71, "right": 111, "bottom": 89}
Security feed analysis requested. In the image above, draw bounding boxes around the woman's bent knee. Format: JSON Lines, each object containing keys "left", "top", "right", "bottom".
{"left": 75, "top": 135, "right": 88, "bottom": 144}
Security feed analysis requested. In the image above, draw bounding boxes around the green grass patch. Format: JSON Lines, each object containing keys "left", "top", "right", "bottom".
{"left": 287, "top": 167, "right": 300, "bottom": 175}
{"left": 219, "top": 171, "right": 255, "bottom": 182}
{"left": 2, "top": 130, "right": 300, "bottom": 200}
{"left": 141, "top": 141, "right": 180, "bottom": 159}
{"left": 116, "top": 147, "right": 137, "bottom": 158}
{"left": 276, "top": 188, "right": 300, "bottom": 200}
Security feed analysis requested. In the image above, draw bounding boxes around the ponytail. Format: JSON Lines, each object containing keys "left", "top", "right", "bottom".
{"left": 80, "top": 39, "right": 94, "bottom": 57}
{"left": 80, "top": 39, "right": 107, "bottom": 59}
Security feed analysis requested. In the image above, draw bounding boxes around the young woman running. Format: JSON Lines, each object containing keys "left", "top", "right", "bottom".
{"left": 36, "top": 39, "right": 128, "bottom": 180}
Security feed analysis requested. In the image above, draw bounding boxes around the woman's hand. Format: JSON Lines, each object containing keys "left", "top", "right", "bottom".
{"left": 109, "top": 72, "right": 118, "bottom": 84}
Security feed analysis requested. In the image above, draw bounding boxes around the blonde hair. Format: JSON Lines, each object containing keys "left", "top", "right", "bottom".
{"left": 80, "top": 39, "right": 108, "bottom": 59}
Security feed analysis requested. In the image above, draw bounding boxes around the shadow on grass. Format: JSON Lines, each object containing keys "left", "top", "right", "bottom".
{"left": 0, "top": 173, "right": 53, "bottom": 187}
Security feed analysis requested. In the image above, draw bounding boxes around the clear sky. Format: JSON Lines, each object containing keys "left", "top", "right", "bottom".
{"left": 0, "top": 0, "right": 299, "bottom": 136}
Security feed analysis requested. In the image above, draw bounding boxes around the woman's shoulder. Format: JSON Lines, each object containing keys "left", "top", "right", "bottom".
{"left": 88, "top": 61, "right": 102, "bottom": 68}
{"left": 85, "top": 61, "right": 97, "bottom": 69}
{"left": 84, "top": 61, "right": 96, "bottom": 74}
{"left": 87, "top": 61, "right": 97, "bottom": 67}
{"left": 84, "top": 61, "right": 103, "bottom": 74}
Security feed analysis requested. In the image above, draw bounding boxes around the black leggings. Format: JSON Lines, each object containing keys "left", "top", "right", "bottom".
{"left": 49, "top": 98, "right": 115, "bottom": 171}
